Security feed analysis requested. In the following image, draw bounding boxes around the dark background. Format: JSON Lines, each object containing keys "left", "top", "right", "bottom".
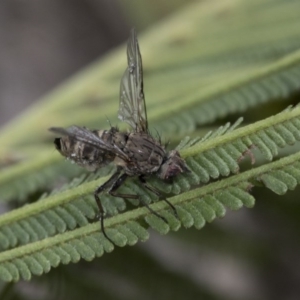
{"left": 0, "top": 0, "right": 129, "bottom": 125}
{"left": 0, "top": 0, "right": 189, "bottom": 126}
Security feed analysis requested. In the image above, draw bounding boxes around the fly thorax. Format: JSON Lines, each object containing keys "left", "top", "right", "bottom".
{"left": 95, "top": 127, "right": 127, "bottom": 149}
{"left": 94, "top": 129, "right": 114, "bottom": 143}
{"left": 112, "top": 132, "right": 128, "bottom": 150}
{"left": 122, "top": 132, "right": 165, "bottom": 175}
{"left": 96, "top": 130, "right": 106, "bottom": 137}
{"left": 158, "top": 150, "right": 189, "bottom": 180}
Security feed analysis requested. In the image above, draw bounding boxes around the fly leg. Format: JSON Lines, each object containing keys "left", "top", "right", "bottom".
{"left": 109, "top": 174, "right": 168, "bottom": 223}
{"left": 139, "top": 175, "right": 178, "bottom": 219}
{"left": 94, "top": 167, "right": 122, "bottom": 244}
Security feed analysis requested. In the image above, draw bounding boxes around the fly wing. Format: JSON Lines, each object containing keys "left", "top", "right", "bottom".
{"left": 118, "top": 28, "right": 148, "bottom": 132}
{"left": 49, "top": 126, "right": 129, "bottom": 161}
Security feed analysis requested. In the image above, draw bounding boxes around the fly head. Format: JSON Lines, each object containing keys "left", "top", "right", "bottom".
{"left": 158, "top": 150, "right": 189, "bottom": 181}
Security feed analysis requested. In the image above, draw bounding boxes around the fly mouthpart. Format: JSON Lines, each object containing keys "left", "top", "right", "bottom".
{"left": 158, "top": 150, "right": 188, "bottom": 180}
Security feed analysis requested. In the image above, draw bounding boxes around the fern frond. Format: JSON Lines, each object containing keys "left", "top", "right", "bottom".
{"left": 0, "top": 169, "right": 127, "bottom": 251}
{"left": 182, "top": 105, "right": 300, "bottom": 161}
{"left": 1, "top": 105, "right": 299, "bottom": 252}
{"left": 2, "top": 148, "right": 300, "bottom": 282}
{"left": 0, "top": 152, "right": 83, "bottom": 203}
{"left": 154, "top": 49, "right": 300, "bottom": 134}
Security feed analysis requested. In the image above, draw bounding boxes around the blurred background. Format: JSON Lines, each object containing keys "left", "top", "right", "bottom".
{"left": 1, "top": 1, "right": 300, "bottom": 300}
{"left": 0, "top": 0, "right": 190, "bottom": 125}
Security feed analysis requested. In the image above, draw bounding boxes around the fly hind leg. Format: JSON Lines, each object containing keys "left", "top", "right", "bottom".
{"left": 139, "top": 175, "right": 178, "bottom": 219}
{"left": 95, "top": 171, "right": 169, "bottom": 245}
{"left": 109, "top": 174, "right": 168, "bottom": 223}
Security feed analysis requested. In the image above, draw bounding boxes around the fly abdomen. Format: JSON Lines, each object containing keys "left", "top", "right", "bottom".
{"left": 55, "top": 133, "right": 115, "bottom": 171}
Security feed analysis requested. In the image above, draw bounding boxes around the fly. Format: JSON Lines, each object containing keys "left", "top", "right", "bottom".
{"left": 49, "top": 29, "right": 189, "bottom": 243}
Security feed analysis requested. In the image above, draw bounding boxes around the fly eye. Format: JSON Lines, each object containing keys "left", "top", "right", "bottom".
{"left": 54, "top": 138, "right": 62, "bottom": 151}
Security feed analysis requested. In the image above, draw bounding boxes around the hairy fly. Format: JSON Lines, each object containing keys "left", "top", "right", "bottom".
{"left": 49, "top": 29, "right": 189, "bottom": 243}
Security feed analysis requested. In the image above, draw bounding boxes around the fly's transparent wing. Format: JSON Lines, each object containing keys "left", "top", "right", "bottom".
{"left": 118, "top": 28, "right": 148, "bottom": 132}
{"left": 49, "top": 126, "right": 129, "bottom": 161}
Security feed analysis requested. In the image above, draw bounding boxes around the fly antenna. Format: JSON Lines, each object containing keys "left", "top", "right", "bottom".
{"left": 154, "top": 127, "right": 162, "bottom": 144}
{"left": 105, "top": 115, "right": 112, "bottom": 128}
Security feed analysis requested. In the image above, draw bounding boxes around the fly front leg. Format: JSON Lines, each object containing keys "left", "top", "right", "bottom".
{"left": 109, "top": 174, "right": 168, "bottom": 223}
{"left": 94, "top": 167, "right": 122, "bottom": 244}
{"left": 139, "top": 175, "right": 178, "bottom": 219}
